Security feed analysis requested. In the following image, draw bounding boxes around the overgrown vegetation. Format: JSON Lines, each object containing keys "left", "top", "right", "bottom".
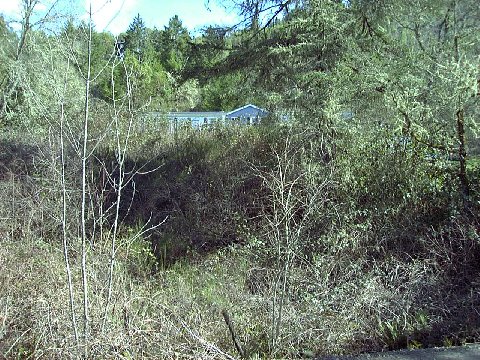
{"left": 0, "top": 0, "right": 479, "bottom": 359}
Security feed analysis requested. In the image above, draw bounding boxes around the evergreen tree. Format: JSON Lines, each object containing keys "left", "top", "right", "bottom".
{"left": 158, "top": 15, "right": 192, "bottom": 74}
{"left": 343, "top": 0, "right": 479, "bottom": 206}
{"left": 125, "top": 13, "right": 147, "bottom": 60}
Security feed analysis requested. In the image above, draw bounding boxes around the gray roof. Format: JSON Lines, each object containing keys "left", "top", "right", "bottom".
{"left": 147, "top": 104, "right": 269, "bottom": 120}
{"left": 226, "top": 104, "right": 268, "bottom": 118}
{"left": 148, "top": 111, "right": 225, "bottom": 118}
{"left": 167, "top": 111, "right": 225, "bottom": 118}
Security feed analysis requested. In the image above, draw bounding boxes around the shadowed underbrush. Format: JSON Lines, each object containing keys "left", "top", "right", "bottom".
{"left": 0, "top": 120, "right": 479, "bottom": 358}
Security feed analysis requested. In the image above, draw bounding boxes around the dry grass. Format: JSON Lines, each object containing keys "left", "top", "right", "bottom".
{"left": 1, "top": 224, "right": 480, "bottom": 359}
{"left": 0, "top": 128, "right": 479, "bottom": 359}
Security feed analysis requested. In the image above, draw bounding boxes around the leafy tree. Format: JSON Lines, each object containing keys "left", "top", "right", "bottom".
{"left": 101, "top": 46, "right": 168, "bottom": 110}
{"left": 0, "top": 16, "right": 18, "bottom": 122}
{"left": 0, "top": 2, "right": 85, "bottom": 127}
{"left": 343, "top": 0, "right": 479, "bottom": 207}
{"left": 183, "top": 26, "right": 230, "bottom": 82}
{"left": 60, "top": 21, "right": 117, "bottom": 101}
{"left": 90, "top": 31, "right": 117, "bottom": 99}
{"left": 218, "top": 0, "right": 479, "bottom": 207}
{"left": 200, "top": 73, "right": 251, "bottom": 110}
{"left": 173, "top": 78, "right": 201, "bottom": 110}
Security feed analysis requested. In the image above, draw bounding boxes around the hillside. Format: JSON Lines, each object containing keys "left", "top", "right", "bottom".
{"left": 0, "top": 0, "right": 479, "bottom": 358}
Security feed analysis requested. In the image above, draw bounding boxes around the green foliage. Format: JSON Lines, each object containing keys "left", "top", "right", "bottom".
{"left": 378, "top": 310, "right": 430, "bottom": 350}
{"left": 125, "top": 13, "right": 147, "bottom": 59}
{"left": 156, "top": 15, "right": 192, "bottom": 74}
{"left": 121, "top": 227, "right": 158, "bottom": 277}
{"left": 200, "top": 73, "right": 246, "bottom": 110}
{"left": 123, "top": 48, "right": 170, "bottom": 108}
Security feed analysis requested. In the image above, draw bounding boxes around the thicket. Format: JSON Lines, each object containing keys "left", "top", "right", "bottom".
{"left": 1, "top": 116, "right": 479, "bottom": 358}
{"left": 0, "top": 0, "right": 479, "bottom": 359}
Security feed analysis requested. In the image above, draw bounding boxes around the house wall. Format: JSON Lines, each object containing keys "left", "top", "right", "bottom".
{"left": 146, "top": 105, "right": 268, "bottom": 133}
{"left": 169, "top": 115, "right": 226, "bottom": 131}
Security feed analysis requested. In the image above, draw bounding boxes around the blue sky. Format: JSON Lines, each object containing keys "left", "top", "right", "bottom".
{"left": 0, "top": 0, "right": 240, "bottom": 35}
{"left": 85, "top": 0, "right": 240, "bottom": 34}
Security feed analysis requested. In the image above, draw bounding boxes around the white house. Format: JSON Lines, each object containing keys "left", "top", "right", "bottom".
{"left": 161, "top": 104, "right": 269, "bottom": 131}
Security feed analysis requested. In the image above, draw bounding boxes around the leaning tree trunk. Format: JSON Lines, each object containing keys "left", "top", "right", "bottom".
{"left": 455, "top": 108, "right": 471, "bottom": 210}
{"left": 452, "top": 2, "right": 471, "bottom": 212}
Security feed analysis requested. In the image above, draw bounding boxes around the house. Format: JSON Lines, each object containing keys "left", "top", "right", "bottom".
{"left": 164, "top": 104, "right": 269, "bottom": 130}
{"left": 225, "top": 104, "right": 269, "bottom": 125}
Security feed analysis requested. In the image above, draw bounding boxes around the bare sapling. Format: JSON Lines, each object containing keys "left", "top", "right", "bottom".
{"left": 257, "top": 135, "right": 331, "bottom": 354}
{"left": 59, "top": 57, "right": 80, "bottom": 350}
{"left": 101, "top": 48, "right": 167, "bottom": 331}
{"left": 80, "top": 3, "right": 93, "bottom": 357}
{"left": 101, "top": 52, "right": 134, "bottom": 331}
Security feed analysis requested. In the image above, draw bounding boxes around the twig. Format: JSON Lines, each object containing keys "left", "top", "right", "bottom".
{"left": 80, "top": 4, "right": 93, "bottom": 358}
{"left": 222, "top": 309, "right": 246, "bottom": 358}
{"left": 178, "top": 317, "right": 237, "bottom": 360}
{"left": 4, "top": 329, "right": 30, "bottom": 358}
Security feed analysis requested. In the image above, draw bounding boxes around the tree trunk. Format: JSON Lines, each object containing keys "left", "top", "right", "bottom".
{"left": 455, "top": 108, "right": 470, "bottom": 209}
